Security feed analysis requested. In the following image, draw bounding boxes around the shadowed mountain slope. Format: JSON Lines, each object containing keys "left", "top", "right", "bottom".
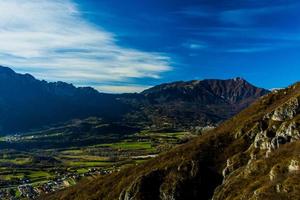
{"left": 0, "top": 66, "right": 268, "bottom": 134}
{"left": 0, "top": 66, "right": 130, "bottom": 133}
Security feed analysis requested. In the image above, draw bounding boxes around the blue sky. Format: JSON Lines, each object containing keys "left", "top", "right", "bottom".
{"left": 0, "top": 0, "right": 300, "bottom": 92}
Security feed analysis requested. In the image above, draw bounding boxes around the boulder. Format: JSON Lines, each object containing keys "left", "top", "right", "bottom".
{"left": 277, "top": 121, "right": 300, "bottom": 141}
{"left": 271, "top": 97, "right": 299, "bottom": 121}
{"left": 288, "top": 160, "right": 299, "bottom": 172}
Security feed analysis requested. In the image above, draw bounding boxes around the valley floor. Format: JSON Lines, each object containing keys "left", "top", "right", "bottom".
{"left": 0, "top": 119, "right": 196, "bottom": 199}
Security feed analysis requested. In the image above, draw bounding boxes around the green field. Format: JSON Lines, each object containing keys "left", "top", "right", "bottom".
{"left": 99, "top": 141, "right": 154, "bottom": 150}
{"left": 0, "top": 120, "right": 196, "bottom": 199}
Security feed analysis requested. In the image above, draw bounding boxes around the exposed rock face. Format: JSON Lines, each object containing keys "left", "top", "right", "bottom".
{"left": 119, "top": 170, "right": 164, "bottom": 200}
{"left": 271, "top": 97, "right": 299, "bottom": 121}
{"left": 277, "top": 121, "right": 300, "bottom": 141}
{"left": 288, "top": 160, "right": 300, "bottom": 172}
{"left": 223, "top": 96, "right": 300, "bottom": 179}
{"left": 214, "top": 90, "right": 300, "bottom": 200}
{"left": 252, "top": 97, "right": 300, "bottom": 153}
{"left": 118, "top": 160, "right": 222, "bottom": 200}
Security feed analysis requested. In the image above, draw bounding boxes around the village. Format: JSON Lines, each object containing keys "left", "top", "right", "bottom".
{"left": 0, "top": 168, "right": 113, "bottom": 199}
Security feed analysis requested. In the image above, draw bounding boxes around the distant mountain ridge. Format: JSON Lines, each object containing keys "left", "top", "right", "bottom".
{"left": 122, "top": 78, "right": 269, "bottom": 129}
{"left": 0, "top": 66, "right": 269, "bottom": 134}
{"left": 0, "top": 66, "right": 130, "bottom": 133}
{"left": 142, "top": 77, "right": 266, "bottom": 104}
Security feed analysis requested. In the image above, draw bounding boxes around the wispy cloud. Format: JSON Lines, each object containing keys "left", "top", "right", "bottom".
{"left": 176, "top": 1, "right": 300, "bottom": 53}
{"left": 0, "top": 0, "right": 172, "bottom": 92}
{"left": 182, "top": 41, "right": 207, "bottom": 50}
{"left": 225, "top": 47, "right": 273, "bottom": 53}
{"left": 219, "top": 4, "right": 299, "bottom": 26}
{"left": 92, "top": 84, "right": 151, "bottom": 93}
{"left": 176, "top": 6, "right": 215, "bottom": 18}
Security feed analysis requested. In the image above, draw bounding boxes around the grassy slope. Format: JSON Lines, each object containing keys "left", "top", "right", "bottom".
{"left": 43, "top": 83, "right": 300, "bottom": 200}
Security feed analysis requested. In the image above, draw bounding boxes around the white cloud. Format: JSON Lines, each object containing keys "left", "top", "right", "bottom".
{"left": 0, "top": 0, "right": 172, "bottom": 92}
{"left": 93, "top": 84, "right": 151, "bottom": 94}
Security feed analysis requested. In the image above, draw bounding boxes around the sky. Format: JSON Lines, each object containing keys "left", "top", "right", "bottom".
{"left": 0, "top": 0, "right": 299, "bottom": 93}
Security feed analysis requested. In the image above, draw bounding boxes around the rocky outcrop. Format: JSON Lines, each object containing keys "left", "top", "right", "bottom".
{"left": 252, "top": 97, "right": 300, "bottom": 153}
{"left": 269, "top": 164, "right": 288, "bottom": 181}
{"left": 277, "top": 121, "right": 300, "bottom": 142}
{"left": 271, "top": 97, "right": 299, "bottom": 121}
{"left": 288, "top": 159, "right": 300, "bottom": 172}
{"left": 215, "top": 92, "right": 300, "bottom": 200}
{"left": 119, "top": 170, "right": 164, "bottom": 200}
{"left": 119, "top": 160, "right": 222, "bottom": 200}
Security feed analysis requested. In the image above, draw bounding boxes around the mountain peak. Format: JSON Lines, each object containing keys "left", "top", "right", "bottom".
{"left": 142, "top": 78, "right": 269, "bottom": 105}
{"left": 232, "top": 77, "right": 246, "bottom": 82}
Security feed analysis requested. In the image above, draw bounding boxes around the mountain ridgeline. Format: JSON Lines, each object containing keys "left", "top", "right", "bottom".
{"left": 123, "top": 78, "right": 269, "bottom": 129}
{"left": 0, "top": 66, "right": 130, "bottom": 133}
{"left": 44, "top": 82, "right": 300, "bottom": 200}
{"left": 0, "top": 66, "right": 268, "bottom": 134}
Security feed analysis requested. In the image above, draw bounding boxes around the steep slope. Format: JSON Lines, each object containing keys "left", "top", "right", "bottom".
{"left": 122, "top": 78, "right": 269, "bottom": 129}
{"left": 44, "top": 82, "right": 300, "bottom": 200}
{"left": 141, "top": 77, "right": 262, "bottom": 105}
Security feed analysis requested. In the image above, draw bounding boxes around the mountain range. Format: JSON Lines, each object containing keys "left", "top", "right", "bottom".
{"left": 44, "top": 80, "right": 300, "bottom": 200}
{"left": 0, "top": 66, "right": 130, "bottom": 133}
{"left": 0, "top": 67, "right": 268, "bottom": 134}
{"left": 122, "top": 77, "right": 269, "bottom": 129}
{"left": 0, "top": 66, "right": 268, "bottom": 134}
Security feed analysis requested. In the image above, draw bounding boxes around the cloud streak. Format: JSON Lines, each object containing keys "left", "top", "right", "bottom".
{"left": 176, "top": 0, "right": 300, "bottom": 53}
{"left": 92, "top": 84, "right": 151, "bottom": 94}
{"left": 0, "top": 0, "right": 172, "bottom": 92}
{"left": 219, "top": 3, "right": 300, "bottom": 26}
